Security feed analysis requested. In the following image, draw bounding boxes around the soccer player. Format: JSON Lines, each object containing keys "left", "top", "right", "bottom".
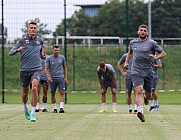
{"left": 117, "top": 53, "right": 137, "bottom": 114}
{"left": 148, "top": 59, "right": 162, "bottom": 111}
{"left": 45, "top": 45, "right": 67, "bottom": 113}
{"left": 97, "top": 61, "right": 118, "bottom": 113}
{"left": 124, "top": 24, "right": 166, "bottom": 122}
{"left": 35, "top": 49, "right": 49, "bottom": 112}
{"left": 9, "top": 20, "right": 44, "bottom": 122}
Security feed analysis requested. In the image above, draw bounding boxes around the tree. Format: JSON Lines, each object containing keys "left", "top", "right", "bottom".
{"left": 53, "top": 9, "right": 91, "bottom": 37}
{"left": 21, "top": 18, "right": 51, "bottom": 37}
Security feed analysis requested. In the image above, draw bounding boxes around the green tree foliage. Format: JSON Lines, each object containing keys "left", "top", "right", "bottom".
{"left": 21, "top": 18, "right": 51, "bottom": 37}
{"left": 53, "top": 0, "right": 181, "bottom": 38}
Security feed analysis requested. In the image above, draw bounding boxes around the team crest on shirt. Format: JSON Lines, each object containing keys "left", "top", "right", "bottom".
{"left": 144, "top": 46, "right": 148, "bottom": 49}
{"left": 36, "top": 40, "right": 40, "bottom": 45}
{"left": 25, "top": 40, "right": 29, "bottom": 44}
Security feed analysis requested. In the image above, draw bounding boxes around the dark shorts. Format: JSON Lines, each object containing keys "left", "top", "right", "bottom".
{"left": 132, "top": 73, "right": 153, "bottom": 93}
{"left": 103, "top": 80, "right": 117, "bottom": 91}
{"left": 39, "top": 79, "right": 48, "bottom": 85}
{"left": 50, "top": 78, "right": 65, "bottom": 94}
{"left": 152, "top": 77, "right": 158, "bottom": 91}
{"left": 126, "top": 77, "right": 133, "bottom": 94}
{"left": 20, "top": 70, "right": 40, "bottom": 87}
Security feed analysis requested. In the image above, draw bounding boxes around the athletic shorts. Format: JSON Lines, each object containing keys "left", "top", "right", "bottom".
{"left": 152, "top": 77, "right": 158, "bottom": 91}
{"left": 132, "top": 72, "right": 153, "bottom": 93}
{"left": 103, "top": 80, "right": 117, "bottom": 91}
{"left": 20, "top": 70, "right": 40, "bottom": 87}
{"left": 126, "top": 77, "right": 133, "bottom": 94}
{"left": 50, "top": 78, "right": 65, "bottom": 94}
{"left": 39, "top": 79, "right": 48, "bottom": 85}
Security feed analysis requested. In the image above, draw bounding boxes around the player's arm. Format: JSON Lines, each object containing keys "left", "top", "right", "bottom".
{"left": 124, "top": 50, "right": 133, "bottom": 69}
{"left": 117, "top": 61, "right": 127, "bottom": 77}
{"left": 154, "top": 60, "right": 162, "bottom": 68}
{"left": 9, "top": 39, "right": 24, "bottom": 56}
{"left": 63, "top": 64, "right": 68, "bottom": 84}
{"left": 149, "top": 51, "right": 166, "bottom": 60}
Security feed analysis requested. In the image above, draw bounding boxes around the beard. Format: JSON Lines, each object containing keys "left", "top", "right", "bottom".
{"left": 139, "top": 35, "right": 147, "bottom": 40}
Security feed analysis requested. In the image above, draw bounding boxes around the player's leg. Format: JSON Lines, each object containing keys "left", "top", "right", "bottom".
{"left": 20, "top": 71, "right": 31, "bottom": 120}
{"left": 111, "top": 81, "right": 117, "bottom": 113}
{"left": 50, "top": 80, "right": 58, "bottom": 113}
{"left": 57, "top": 78, "right": 65, "bottom": 113}
{"left": 100, "top": 81, "right": 107, "bottom": 112}
{"left": 35, "top": 82, "right": 41, "bottom": 112}
{"left": 30, "top": 71, "right": 40, "bottom": 122}
{"left": 126, "top": 78, "right": 133, "bottom": 113}
{"left": 132, "top": 74, "right": 145, "bottom": 122}
{"left": 42, "top": 81, "right": 48, "bottom": 112}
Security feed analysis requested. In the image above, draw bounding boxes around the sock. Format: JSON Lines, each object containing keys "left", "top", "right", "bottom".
{"left": 36, "top": 103, "right": 39, "bottom": 110}
{"left": 31, "top": 107, "right": 36, "bottom": 115}
{"left": 102, "top": 103, "right": 106, "bottom": 110}
{"left": 137, "top": 105, "right": 144, "bottom": 113}
{"left": 52, "top": 103, "right": 57, "bottom": 110}
{"left": 23, "top": 103, "right": 28, "bottom": 110}
{"left": 128, "top": 104, "right": 132, "bottom": 110}
{"left": 43, "top": 103, "right": 47, "bottom": 109}
{"left": 149, "top": 100, "right": 154, "bottom": 106}
{"left": 134, "top": 104, "right": 137, "bottom": 110}
{"left": 112, "top": 102, "right": 116, "bottom": 110}
{"left": 60, "top": 102, "right": 64, "bottom": 109}
{"left": 155, "top": 100, "right": 159, "bottom": 105}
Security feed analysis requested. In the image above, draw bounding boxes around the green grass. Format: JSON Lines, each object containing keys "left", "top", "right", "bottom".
{"left": 0, "top": 104, "right": 181, "bottom": 140}
{"left": 1, "top": 91, "right": 181, "bottom": 104}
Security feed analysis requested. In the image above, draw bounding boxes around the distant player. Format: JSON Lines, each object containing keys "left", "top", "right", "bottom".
{"left": 148, "top": 59, "right": 162, "bottom": 111}
{"left": 45, "top": 45, "right": 67, "bottom": 113}
{"left": 117, "top": 53, "right": 137, "bottom": 114}
{"left": 35, "top": 49, "right": 49, "bottom": 112}
{"left": 97, "top": 61, "right": 118, "bottom": 113}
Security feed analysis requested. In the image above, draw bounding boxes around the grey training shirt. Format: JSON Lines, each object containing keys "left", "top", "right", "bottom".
{"left": 9, "top": 35, "right": 43, "bottom": 71}
{"left": 129, "top": 38, "right": 164, "bottom": 76}
{"left": 46, "top": 54, "right": 66, "bottom": 80}
{"left": 97, "top": 64, "right": 116, "bottom": 81}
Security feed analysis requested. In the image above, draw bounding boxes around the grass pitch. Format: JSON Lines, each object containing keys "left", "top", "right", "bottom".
{"left": 0, "top": 104, "right": 181, "bottom": 140}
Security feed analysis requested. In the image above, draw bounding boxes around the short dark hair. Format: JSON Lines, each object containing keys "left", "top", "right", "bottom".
{"left": 138, "top": 24, "right": 148, "bottom": 31}
{"left": 28, "top": 20, "right": 37, "bottom": 26}
{"left": 99, "top": 61, "right": 105, "bottom": 68}
{"left": 53, "top": 45, "right": 60, "bottom": 49}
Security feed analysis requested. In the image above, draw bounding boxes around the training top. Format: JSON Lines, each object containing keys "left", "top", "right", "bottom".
{"left": 46, "top": 54, "right": 66, "bottom": 79}
{"left": 118, "top": 53, "right": 132, "bottom": 77}
{"left": 129, "top": 38, "right": 164, "bottom": 76}
{"left": 9, "top": 35, "right": 43, "bottom": 71}
{"left": 153, "top": 59, "right": 161, "bottom": 78}
{"left": 40, "top": 54, "right": 49, "bottom": 81}
{"left": 97, "top": 64, "right": 116, "bottom": 81}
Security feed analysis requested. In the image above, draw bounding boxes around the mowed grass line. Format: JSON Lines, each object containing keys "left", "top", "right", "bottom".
{"left": 0, "top": 104, "right": 181, "bottom": 140}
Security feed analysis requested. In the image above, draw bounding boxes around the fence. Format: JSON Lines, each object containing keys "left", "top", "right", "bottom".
{"left": 1, "top": 0, "right": 181, "bottom": 104}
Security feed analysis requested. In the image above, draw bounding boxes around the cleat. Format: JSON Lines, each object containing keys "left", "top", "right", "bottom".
{"left": 42, "top": 109, "right": 48, "bottom": 112}
{"left": 30, "top": 114, "right": 36, "bottom": 122}
{"left": 59, "top": 108, "right": 65, "bottom": 113}
{"left": 35, "top": 109, "right": 39, "bottom": 112}
{"left": 112, "top": 109, "right": 117, "bottom": 113}
{"left": 129, "top": 109, "right": 133, "bottom": 114}
{"left": 144, "top": 96, "right": 149, "bottom": 105}
{"left": 137, "top": 112, "right": 145, "bottom": 122}
{"left": 24, "top": 109, "right": 30, "bottom": 120}
{"left": 52, "top": 109, "right": 58, "bottom": 113}
{"left": 148, "top": 106, "right": 155, "bottom": 111}
{"left": 99, "top": 109, "right": 106, "bottom": 113}
{"left": 134, "top": 110, "right": 137, "bottom": 114}
{"left": 154, "top": 105, "right": 159, "bottom": 111}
